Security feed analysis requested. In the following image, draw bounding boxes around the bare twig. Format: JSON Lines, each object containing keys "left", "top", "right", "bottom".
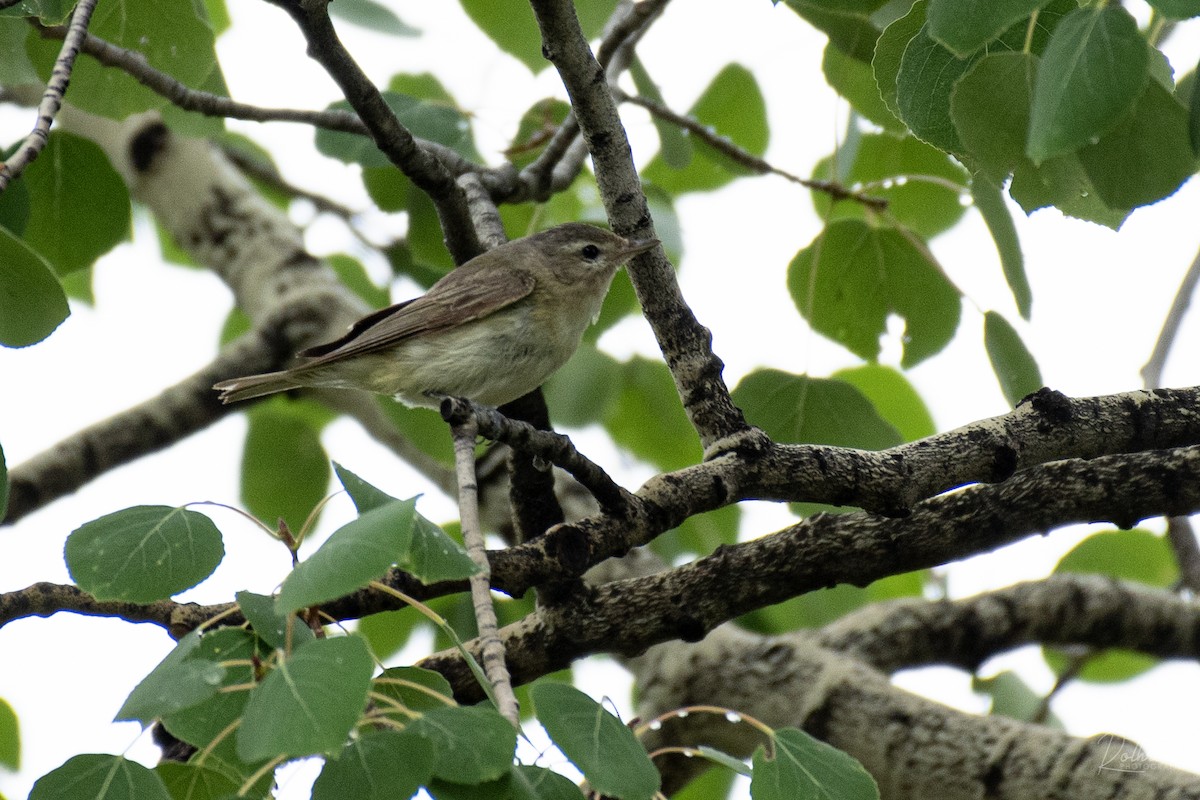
{"left": 1142, "top": 245, "right": 1200, "bottom": 389}
{"left": 1140, "top": 246, "right": 1200, "bottom": 590}
{"left": 0, "top": 0, "right": 98, "bottom": 191}
{"left": 32, "top": 20, "right": 488, "bottom": 180}
{"left": 617, "top": 90, "right": 889, "bottom": 211}
{"left": 450, "top": 415, "right": 520, "bottom": 726}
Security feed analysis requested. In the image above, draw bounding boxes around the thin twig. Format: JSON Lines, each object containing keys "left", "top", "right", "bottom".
{"left": 0, "top": 0, "right": 99, "bottom": 191}
{"left": 617, "top": 90, "right": 889, "bottom": 211}
{"left": 31, "top": 21, "right": 486, "bottom": 179}
{"left": 1141, "top": 245, "right": 1200, "bottom": 388}
{"left": 1140, "top": 245, "right": 1200, "bottom": 591}
{"left": 450, "top": 416, "right": 520, "bottom": 726}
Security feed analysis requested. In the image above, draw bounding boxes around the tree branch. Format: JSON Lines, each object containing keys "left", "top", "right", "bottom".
{"left": 529, "top": 0, "right": 749, "bottom": 449}
{"left": 3, "top": 332, "right": 281, "bottom": 525}
{"left": 424, "top": 443, "right": 1200, "bottom": 695}
{"left": 815, "top": 573, "right": 1200, "bottom": 673}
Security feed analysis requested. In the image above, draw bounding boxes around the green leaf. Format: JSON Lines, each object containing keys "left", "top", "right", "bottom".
{"left": 65, "top": 506, "right": 225, "bottom": 603}
{"left": 155, "top": 761, "right": 243, "bottom": 800}
{"left": 927, "top": 0, "right": 1048, "bottom": 56}
{"left": 30, "top": 754, "right": 172, "bottom": 800}
{"left": 332, "top": 465, "right": 477, "bottom": 582}
{"left": 25, "top": 0, "right": 222, "bottom": 122}
{"left": 317, "top": 92, "right": 474, "bottom": 167}
{"left": 407, "top": 705, "right": 518, "bottom": 783}
{"left": 532, "top": 683, "right": 658, "bottom": 800}
{"left": 788, "top": 219, "right": 961, "bottom": 367}
{"left": 643, "top": 64, "right": 769, "bottom": 194}
{"left": 1188, "top": 62, "right": 1200, "bottom": 156}
{"left": 1009, "top": 152, "right": 1131, "bottom": 230}
{"left": 733, "top": 370, "right": 902, "bottom": 450}
{"left": 1146, "top": 0, "right": 1200, "bottom": 19}
{"left": 235, "top": 590, "right": 315, "bottom": 651}
{"left": 0, "top": 18, "right": 38, "bottom": 83}
{"left": 241, "top": 399, "right": 331, "bottom": 532}
{"left": 653, "top": 504, "right": 741, "bottom": 564}
{"left": 1043, "top": 527, "right": 1177, "bottom": 684}
{"left": 160, "top": 629, "right": 264, "bottom": 750}
{"left": 970, "top": 176, "right": 1031, "bottom": 319}
{"left": 984, "top": 311, "right": 1042, "bottom": 407}
{"left": 831, "top": 364, "right": 936, "bottom": 442}
{"left": 950, "top": 52, "right": 1035, "bottom": 183}
{"left": 1026, "top": 6, "right": 1149, "bottom": 163}
{"left": 895, "top": 22, "right": 978, "bottom": 152}
{"left": 741, "top": 571, "right": 925, "bottom": 633}
{"left": 0, "top": 226, "right": 69, "bottom": 347}
{"left": 313, "top": 730, "right": 435, "bottom": 800}
{"left": 507, "top": 764, "right": 587, "bottom": 800}
{"left": 1077, "top": 80, "right": 1197, "bottom": 210}
{"left": 873, "top": 0, "right": 927, "bottom": 120}
{"left": 236, "top": 635, "right": 373, "bottom": 762}
{"left": 372, "top": 666, "right": 455, "bottom": 719}
{"left": 507, "top": 97, "right": 572, "bottom": 169}
{"left": 603, "top": 356, "right": 701, "bottom": 471}
{"left": 750, "top": 728, "right": 879, "bottom": 800}
{"left": 115, "top": 629, "right": 225, "bottom": 724}
{"left": 277, "top": 496, "right": 418, "bottom": 613}
{"left": 973, "top": 671, "right": 1061, "bottom": 726}
{"left": 0, "top": 696, "right": 18, "bottom": 770}
{"left": 822, "top": 42, "right": 904, "bottom": 133}
{"left": 328, "top": 0, "right": 419, "bottom": 35}
{"left": 810, "top": 133, "right": 968, "bottom": 239}
{"left": 405, "top": 514, "right": 480, "bottom": 582}
{"left": 783, "top": 0, "right": 883, "bottom": 62}
{"left": 0, "top": 132, "right": 130, "bottom": 275}
{"left": 329, "top": 254, "right": 389, "bottom": 310}
{"left": 543, "top": 342, "right": 624, "bottom": 427}
{"left": 1055, "top": 529, "right": 1177, "bottom": 587}
{"left": 631, "top": 57, "right": 693, "bottom": 168}
{"left": 458, "top": 0, "right": 617, "bottom": 72}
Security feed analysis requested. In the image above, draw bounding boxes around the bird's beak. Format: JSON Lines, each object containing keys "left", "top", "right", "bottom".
{"left": 620, "top": 237, "right": 660, "bottom": 260}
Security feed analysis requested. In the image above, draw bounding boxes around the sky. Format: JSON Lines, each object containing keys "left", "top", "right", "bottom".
{"left": 3, "top": 1, "right": 1200, "bottom": 798}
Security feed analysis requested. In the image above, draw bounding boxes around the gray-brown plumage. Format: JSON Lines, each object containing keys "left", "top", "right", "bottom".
{"left": 213, "top": 223, "right": 658, "bottom": 407}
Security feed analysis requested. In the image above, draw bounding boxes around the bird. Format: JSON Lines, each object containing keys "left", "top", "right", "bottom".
{"left": 213, "top": 223, "right": 659, "bottom": 408}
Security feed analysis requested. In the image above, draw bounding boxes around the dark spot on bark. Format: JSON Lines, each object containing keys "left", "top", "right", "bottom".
{"left": 1027, "top": 387, "right": 1072, "bottom": 426}
{"left": 130, "top": 121, "right": 169, "bottom": 173}
{"left": 545, "top": 524, "right": 589, "bottom": 575}
{"left": 990, "top": 444, "right": 1018, "bottom": 482}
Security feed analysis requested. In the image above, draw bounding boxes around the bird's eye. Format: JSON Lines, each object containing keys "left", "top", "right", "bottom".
{"left": 580, "top": 244, "right": 601, "bottom": 260}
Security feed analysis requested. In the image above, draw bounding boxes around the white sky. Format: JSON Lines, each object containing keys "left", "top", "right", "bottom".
{"left": 3, "top": 1, "right": 1200, "bottom": 798}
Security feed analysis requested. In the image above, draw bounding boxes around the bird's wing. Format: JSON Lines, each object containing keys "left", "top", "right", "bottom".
{"left": 297, "top": 266, "right": 537, "bottom": 364}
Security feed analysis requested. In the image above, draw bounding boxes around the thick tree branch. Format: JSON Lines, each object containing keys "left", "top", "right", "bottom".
{"left": 529, "top": 0, "right": 748, "bottom": 449}
{"left": 815, "top": 573, "right": 1200, "bottom": 673}
{"left": 632, "top": 628, "right": 1200, "bottom": 799}
{"left": 424, "top": 443, "right": 1200, "bottom": 695}
{"left": 3, "top": 332, "right": 281, "bottom": 525}
{"left": 484, "top": 387, "right": 1200, "bottom": 595}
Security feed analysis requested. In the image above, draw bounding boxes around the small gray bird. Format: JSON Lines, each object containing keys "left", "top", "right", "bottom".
{"left": 213, "top": 223, "right": 658, "bottom": 407}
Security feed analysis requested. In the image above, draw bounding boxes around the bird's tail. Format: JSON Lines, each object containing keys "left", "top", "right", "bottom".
{"left": 213, "top": 371, "right": 303, "bottom": 404}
